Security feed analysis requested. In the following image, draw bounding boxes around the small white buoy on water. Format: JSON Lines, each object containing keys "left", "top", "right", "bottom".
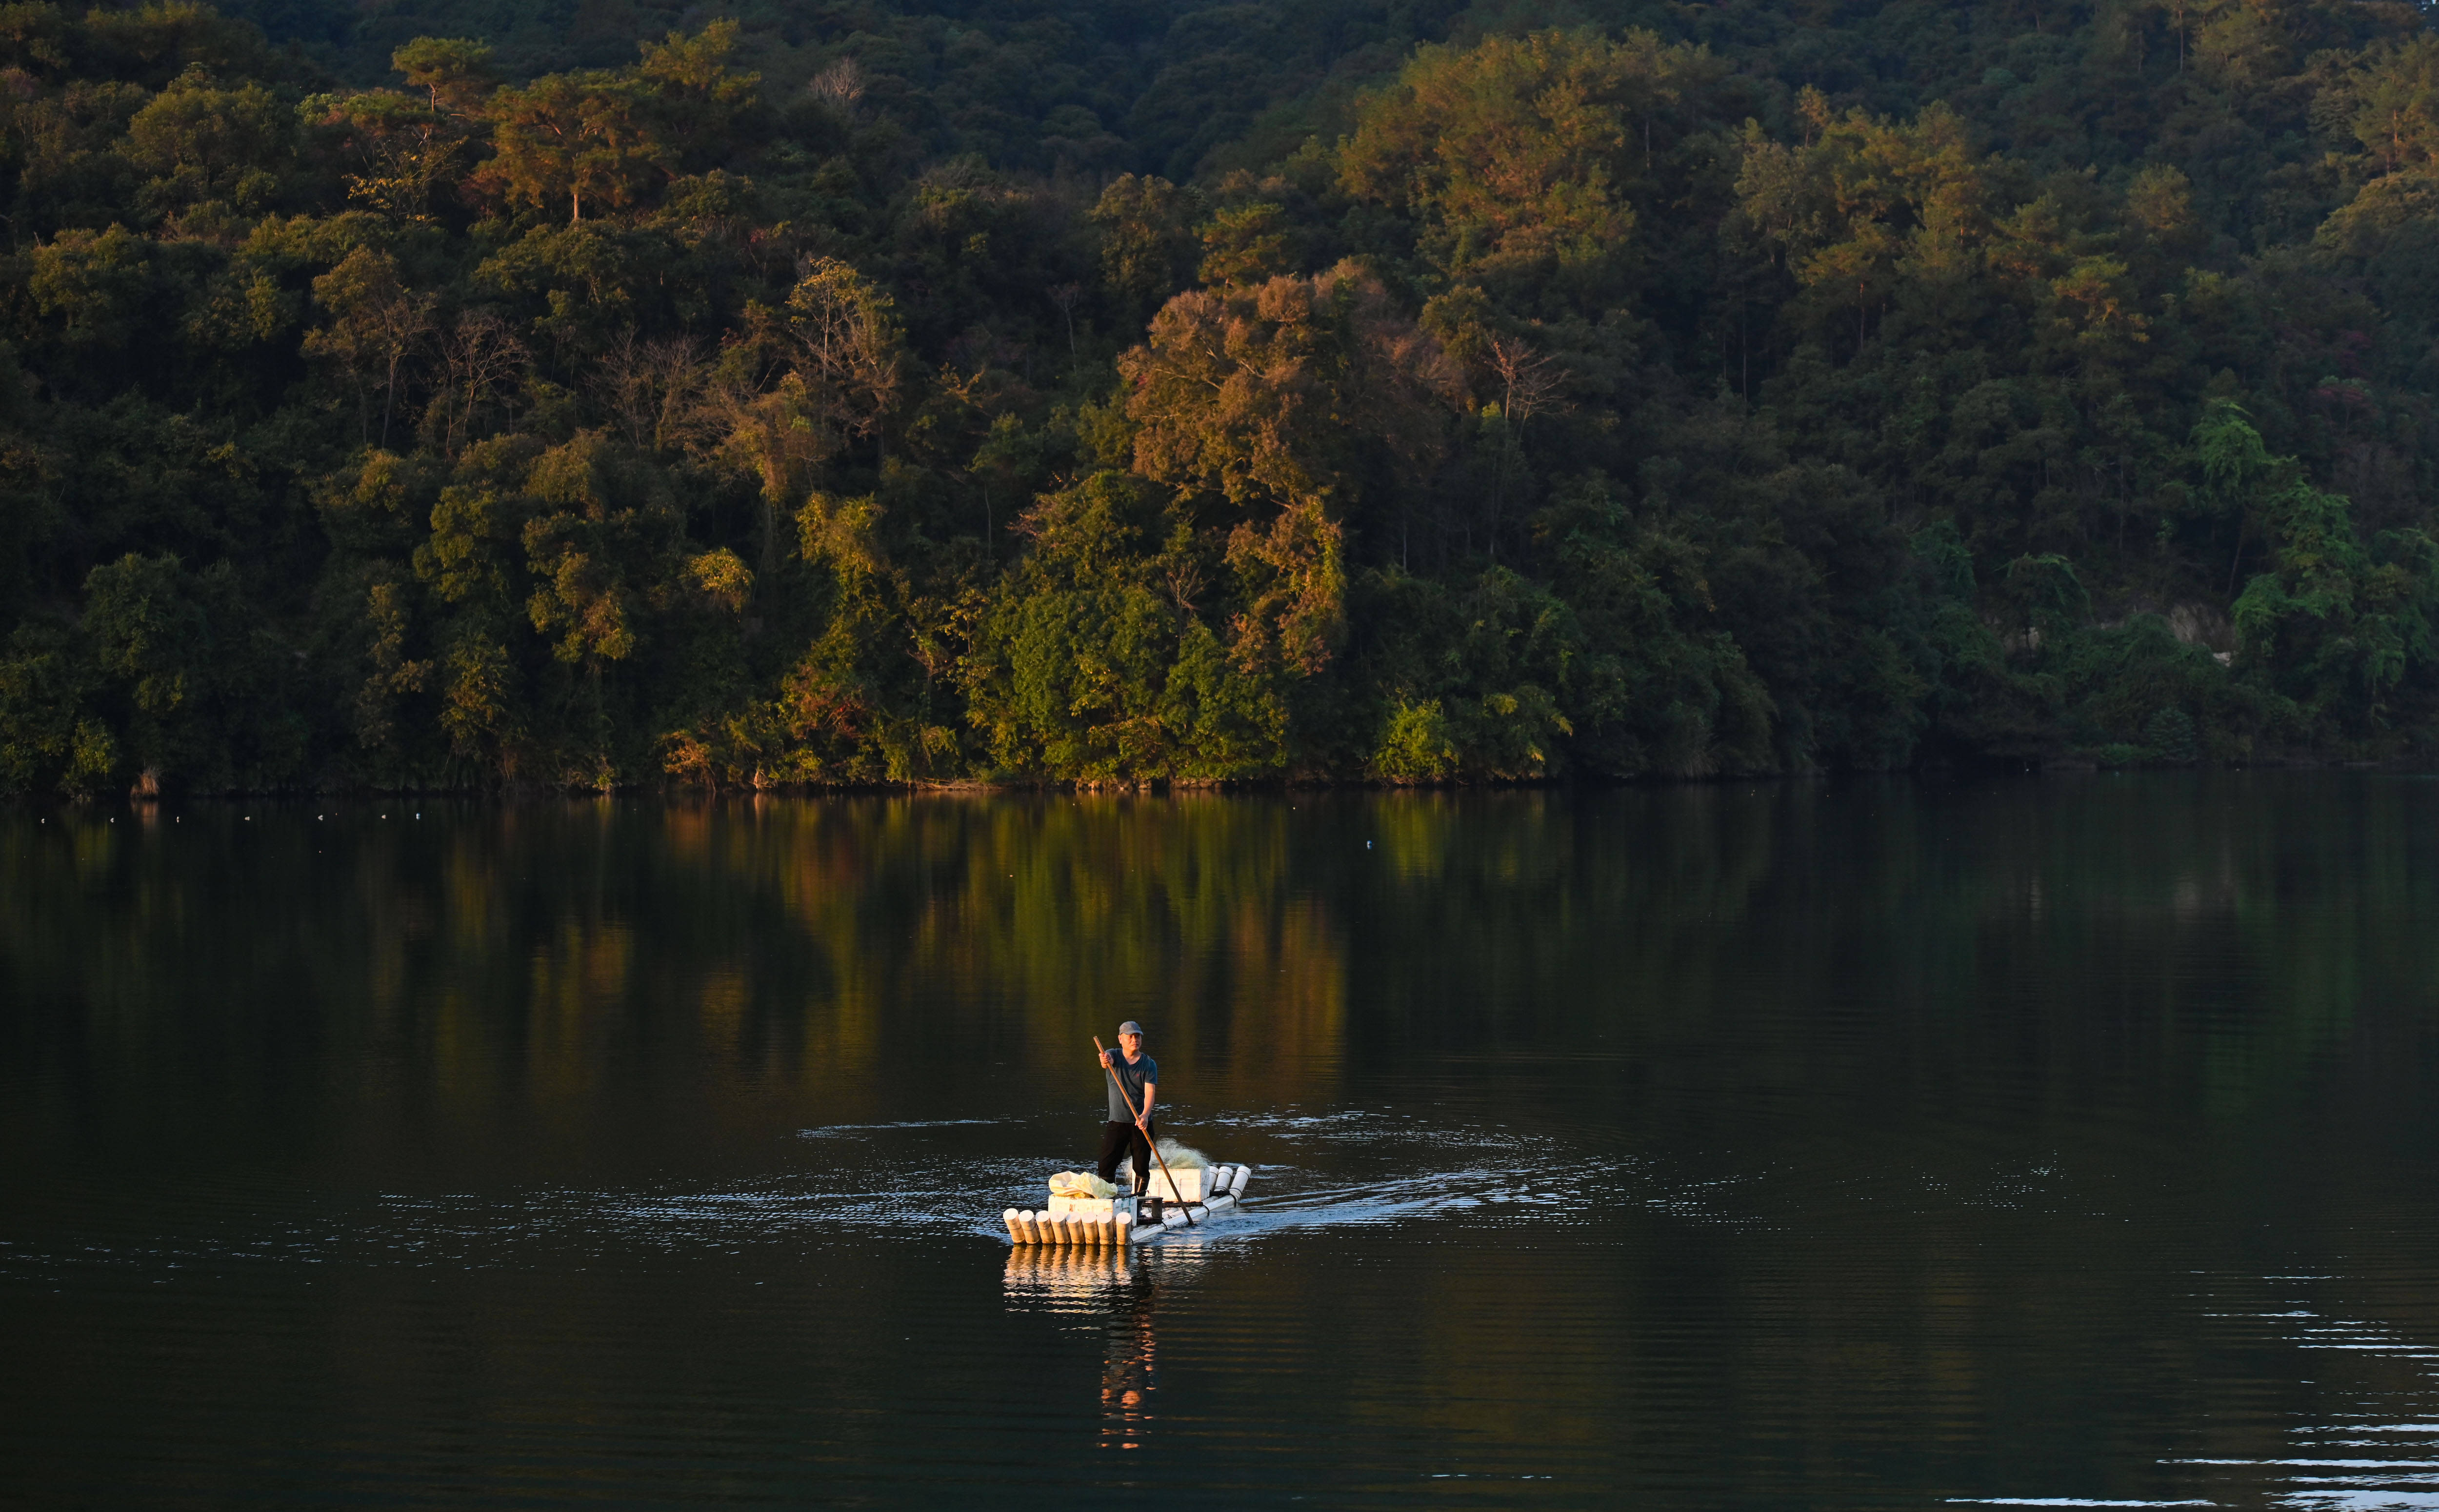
{"left": 1004, "top": 1208, "right": 1023, "bottom": 1243}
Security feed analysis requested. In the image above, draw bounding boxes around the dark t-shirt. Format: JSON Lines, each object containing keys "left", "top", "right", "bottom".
{"left": 1105, "top": 1052, "right": 1157, "bottom": 1123}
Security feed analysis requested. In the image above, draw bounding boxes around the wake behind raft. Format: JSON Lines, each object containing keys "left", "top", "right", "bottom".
{"left": 1003, "top": 1142, "right": 1254, "bottom": 1247}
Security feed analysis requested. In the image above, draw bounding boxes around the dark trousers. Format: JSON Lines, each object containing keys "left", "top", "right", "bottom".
{"left": 1096, "top": 1119, "right": 1156, "bottom": 1189}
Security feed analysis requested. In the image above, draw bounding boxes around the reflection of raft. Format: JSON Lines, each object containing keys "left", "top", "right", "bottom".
{"left": 1003, "top": 1242, "right": 1130, "bottom": 1302}
{"left": 1005, "top": 1163, "right": 1253, "bottom": 1246}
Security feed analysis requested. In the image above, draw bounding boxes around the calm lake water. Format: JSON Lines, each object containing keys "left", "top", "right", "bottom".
{"left": 6, "top": 777, "right": 2439, "bottom": 1509}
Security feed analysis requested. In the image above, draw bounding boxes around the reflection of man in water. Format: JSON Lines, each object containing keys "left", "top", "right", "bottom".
{"left": 1101, "top": 1284, "right": 1158, "bottom": 1449}
{"left": 1096, "top": 1022, "right": 1158, "bottom": 1192}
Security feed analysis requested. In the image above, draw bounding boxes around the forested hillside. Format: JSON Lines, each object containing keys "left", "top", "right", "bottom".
{"left": 0, "top": 0, "right": 2434, "bottom": 793}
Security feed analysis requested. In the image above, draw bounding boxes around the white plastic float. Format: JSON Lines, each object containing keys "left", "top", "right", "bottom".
{"left": 1003, "top": 1149, "right": 1254, "bottom": 1247}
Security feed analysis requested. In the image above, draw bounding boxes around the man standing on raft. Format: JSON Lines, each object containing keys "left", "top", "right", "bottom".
{"left": 1096, "top": 1022, "right": 1158, "bottom": 1192}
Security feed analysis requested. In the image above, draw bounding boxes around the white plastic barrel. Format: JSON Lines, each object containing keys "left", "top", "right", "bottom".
{"left": 1004, "top": 1208, "right": 1023, "bottom": 1242}
{"left": 1228, "top": 1165, "right": 1252, "bottom": 1197}
{"left": 1207, "top": 1194, "right": 1234, "bottom": 1212}
{"left": 1017, "top": 1209, "right": 1040, "bottom": 1244}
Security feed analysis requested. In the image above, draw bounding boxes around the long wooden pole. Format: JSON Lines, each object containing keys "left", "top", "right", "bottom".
{"left": 1096, "top": 1035, "right": 1195, "bottom": 1226}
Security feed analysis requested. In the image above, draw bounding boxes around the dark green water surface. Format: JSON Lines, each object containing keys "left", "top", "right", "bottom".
{"left": 6, "top": 776, "right": 2439, "bottom": 1509}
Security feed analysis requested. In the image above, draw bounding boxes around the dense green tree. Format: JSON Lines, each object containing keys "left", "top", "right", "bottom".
{"left": 0, "top": 0, "right": 2431, "bottom": 796}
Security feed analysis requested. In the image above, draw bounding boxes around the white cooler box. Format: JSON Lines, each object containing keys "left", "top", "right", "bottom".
{"left": 1147, "top": 1167, "right": 1206, "bottom": 1203}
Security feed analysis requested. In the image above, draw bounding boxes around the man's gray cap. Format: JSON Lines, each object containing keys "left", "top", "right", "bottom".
{"left": 1118, "top": 1021, "right": 1144, "bottom": 1036}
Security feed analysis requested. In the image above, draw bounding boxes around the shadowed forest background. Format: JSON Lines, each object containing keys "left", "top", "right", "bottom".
{"left": 0, "top": 0, "right": 2434, "bottom": 793}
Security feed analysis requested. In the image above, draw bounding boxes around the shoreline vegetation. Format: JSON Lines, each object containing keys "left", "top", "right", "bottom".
{"left": 18, "top": 755, "right": 2423, "bottom": 803}
{"left": 1, "top": 0, "right": 2437, "bottom": 797}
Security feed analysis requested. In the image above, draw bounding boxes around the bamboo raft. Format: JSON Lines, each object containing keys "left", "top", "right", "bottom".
{"left": 1004, "top": 1162, "right": 1253, "bottom": 1246}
